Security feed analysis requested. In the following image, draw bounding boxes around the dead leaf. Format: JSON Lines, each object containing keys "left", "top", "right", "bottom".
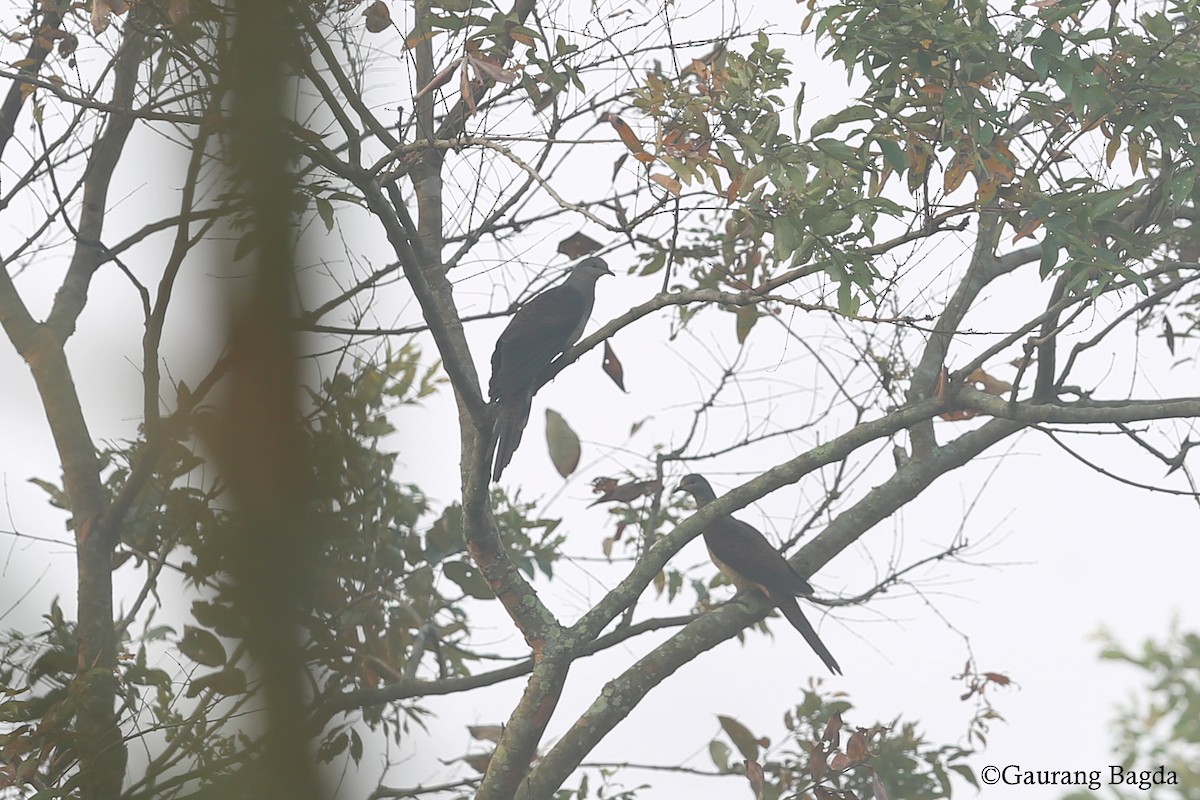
{"left": 557, "top": 232, "right": 601, "bottom": 259}
{"left": 603, "top": 112, "right": 654, "bottom": 162}
{"left": 845, "top": 729, "right": 870, "bottom": 761}
{"left": 545, "top": 409, "right": 580, "bottom": 478}
{"left": 91, "top": 0, "right": 130, "bottom": 34}
{"left": 602, "top": 339, "right": 626, "bottom": 392}
{"left": 649, "top": 173, "right": 681, "bottom": 195}
{"left": 467, "top": 53, "right": 517, "bottom": 84}
{"left": 967, "top": 368, "right": 1011, "bottom": 396}
{"left": 468, "top": 724, "right": 504, "bottom": 743}
{"left": 809, "top": 742, "right": 828, "bottom": 782}
{"left": 821, "top": 713, "right": 843, "bottom": 746}
{"left": 745, "top": 758, "right": 765, "bottom": 800}
{"left": 588, "top": 477, "right": 661, "bottom": 506}
{"left": 414, "top": 58, "right": 463, "bottom": 101}
{"left": 364, "top": 1, "right": 391, "bottom": 33}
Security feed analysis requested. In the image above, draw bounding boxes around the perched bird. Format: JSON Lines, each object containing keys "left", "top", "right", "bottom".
{"left": 675, "top": 473, "right": 842, "bottom": 675}
{"left": 488, "top": 256, "right": 612, "bottom": 482}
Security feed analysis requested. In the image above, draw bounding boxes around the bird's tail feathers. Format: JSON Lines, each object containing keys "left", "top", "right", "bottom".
{"left": 776, "top": 595, "right": 842, "bottom": 675}
{"left": 491, "top": 396, "right": 532, "bottom": 482}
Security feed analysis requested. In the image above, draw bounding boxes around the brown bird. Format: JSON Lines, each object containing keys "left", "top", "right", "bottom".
{"left": 675, "top": 473, "right": 841, "bottom": 675}
{"left": 488, "top": 256, "right": 612, "bottom": 482}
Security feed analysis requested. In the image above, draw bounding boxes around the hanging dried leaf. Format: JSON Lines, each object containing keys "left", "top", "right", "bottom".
{"left": 601, "top": 339, "right": 626, "bottom": 392}
{"left": 1164, "top": 317, "right": 1175, "bottom": 355}
{"left": 649, "top": 173, "right": 681, "bottom": 195}
{"left": 820, "top": 713, "right": 843, "bottom": 746}
{"left": 91, "top": 0, "right": 130, "bottom": 34}
{"left": 808, "top": 742, "right": 828, "bottom": 782}
{"left": 545, "top": 409, "right": 580, "bottom": 478}
{"left": 557, "top": 232, "right": 601, "bottom": 259}
{"left": 57, "top": 32, "right": 78, "bottom": 57}
{"left": 845, "top": 729, "right": 870, "bottom": 762}
{"left": 414, "top": 58, "right": 463, "bottom": 101}
{"left": 467, "top": 53, "right": 517, "bottom": 84}
{"left": 967, "top": 368, "right": 1011, "bottom": 396}
{"left": 468, "top": 725, "right": 504, "bottom": 743}
{"left": 603, "top": 112, "right": 654, "bottom": 163}
{"left": 587, "top": 477, "right": 661, "bottom": 506}
{"left": 745, "top": 758, "right": 765, "bottom": 800}
{"left": 364, "top": 1, "right": 391, "bottom": 33}
{"left": 873, "top": 772, "right": 890, "bottom": 800}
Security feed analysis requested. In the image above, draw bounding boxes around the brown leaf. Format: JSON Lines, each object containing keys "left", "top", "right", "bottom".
{"left": 828, "top": 752, "right": 852, "bottom": 771}
{"left": 467, "top": 53, "right": 517, "bottom": 84}
{"left": 414, "top": 58, "right": 463, "bottom": 101}
{"left": 57, "top": 32, "right": 78, "bottom": 58}
{"left": 557, "top": 232, "right": 601, "bottom": 259}
{"left": 943, "top": 149, "right": 972, "bottom": 193}
{"left": 602, "top": 536, "right": 614, "bottom": 558}
{"left": 745, "top": 758, "right": 765, "bottom": 800}
{"left": 649, "top": 173, "right": 681, "bottom": 195}
{"left": 808, "top": 742, "right": 828, "bottom": 782}
{"left": 938, "top": 408, "right": 979, "bottom": 421}
{"left": 587, "top": 477, "right": 661, "bottom": 506}
{"left": 545, "top": 409, "right": 581, "bottom": 478}
{"left": 845, "top": 729, "right": 870, "bottom": 761}
{"left": 91, "top": 0, "right": 130, "bottom": 34}
{"left": 363, "top": 1, "right": 391, "bottom": 33}
{"left": 821, "top": 713, "right": 843, "bottom": 746}
{"left": 1011, "top": 216, "right": 1044, "bottom": 242}
{"left": 602, "top": 339, "right": 626, "bottom": 392}
{"left": 603, "top": 112, "right": 651, "bottom": 161}
{"left": 460, "top": 58, "right": 477, "bottom": 116}
{"left": 967, "top": 368, "right": 1011, "bottom": 396}
{"left": 873, "top": 773, "right": 889, "bottom": 800}
{"left": 983, "top": 671, "right": 1012, "bottom": 687}
{"left": 468, "top": 724, "right": 504, "bottom": 743}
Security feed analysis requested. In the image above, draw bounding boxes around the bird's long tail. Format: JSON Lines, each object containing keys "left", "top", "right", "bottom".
{"left": 491, "top": 395, "right": 532, "bottom": 482}
{"left": 776, "top": 594, "right": 842, "bottom": 675}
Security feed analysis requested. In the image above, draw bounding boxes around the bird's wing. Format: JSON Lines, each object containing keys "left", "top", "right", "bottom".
{"left": 775, "top": 595, "right": 842, "bottom": 675}
{"left": 703, "top": 516, "right": 815, "bottom": 599}
{"left": 489, "top": 285, "right": 586, "bottom": 401}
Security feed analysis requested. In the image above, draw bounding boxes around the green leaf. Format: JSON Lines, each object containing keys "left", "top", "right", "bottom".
{"left": 443, "top": 559, "right": 493, "bottom": 600}
{"left": 185, "top": 667, "right": 246, "bottom": 698}
{"left": 179, "top": 625, "right": 226, "bottom": 667}
{"left": 735, "top": 305, "right": 759, "bottom": 344}
{"left": 718, "top": 714, "right": 761, "bottom": 761}
{"left": 544, "top": 409, "right": 581, "bottom": 478}
{"left": 316, "top": 197, "right": 334, "bottom": 232}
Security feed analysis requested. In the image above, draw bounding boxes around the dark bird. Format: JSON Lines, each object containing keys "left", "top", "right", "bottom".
{"left": 675, "top": 473, "right": 842, "bottom": 675}
{"left": 489, "top": 256, "right": 612, "bottom": 482}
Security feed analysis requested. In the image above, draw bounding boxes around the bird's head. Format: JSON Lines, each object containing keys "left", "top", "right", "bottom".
{"left": 573, "top": 256, "right": 613, "bottom": 282}
{"left": 674, "top": 473, "right": 716, "bottom": 505}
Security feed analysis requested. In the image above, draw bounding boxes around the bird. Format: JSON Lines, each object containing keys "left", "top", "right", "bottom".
{"left": 674, "top": 473, "right": 842, "bottom": 675}
{"left": 488, "top": 256, "right": 612, "bottom": 482}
